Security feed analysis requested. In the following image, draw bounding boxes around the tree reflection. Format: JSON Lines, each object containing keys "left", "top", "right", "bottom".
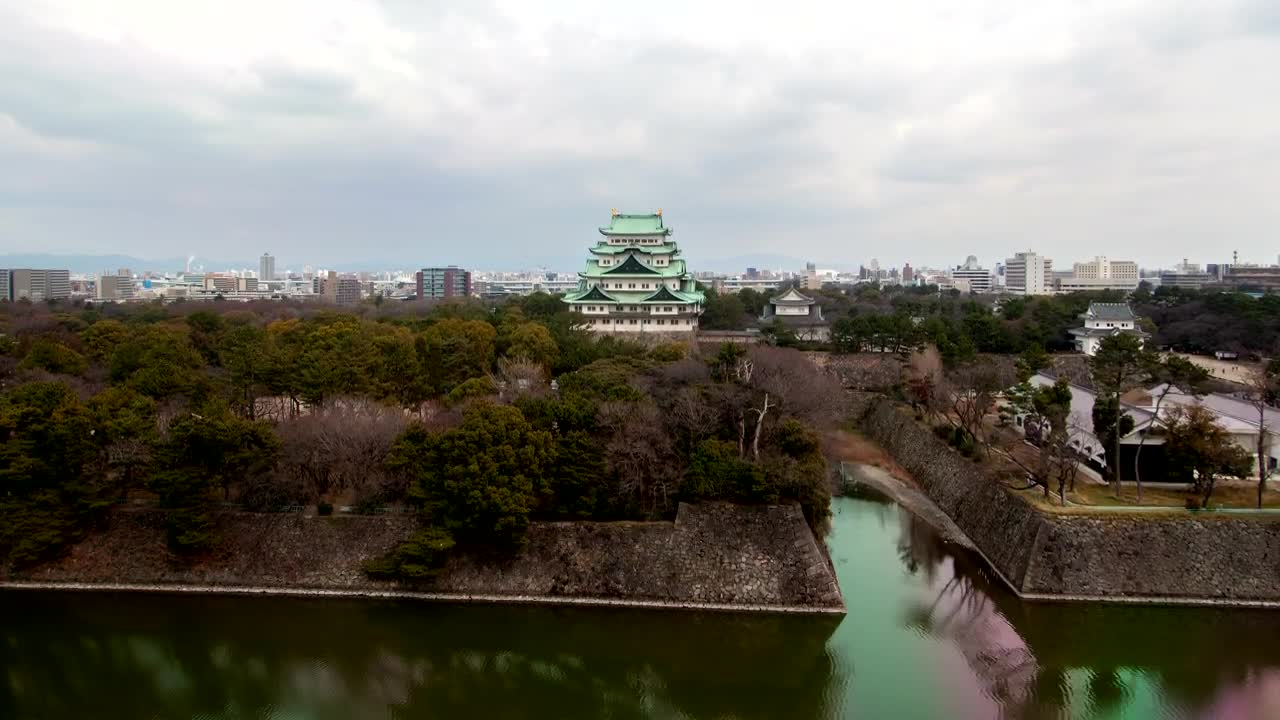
{"left": 0, "top": 592, "right": 839, "bottom": 720}
{"left": 887, "top": 498, "right": 1280, "bottom": 720}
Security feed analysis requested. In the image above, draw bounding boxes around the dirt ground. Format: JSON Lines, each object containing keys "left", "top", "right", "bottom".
{"left": 825, "top": 429, "right": 912, "bottom": 483}
{"left": 1171, "top": 352, "right": 1262, "bottom": 385}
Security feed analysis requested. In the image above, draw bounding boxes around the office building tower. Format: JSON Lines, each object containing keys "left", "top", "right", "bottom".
{"left": 416, "top": 266, "right": 473, "bottom": 299}
{"left": 1004, "top": 252, "right": 1053, "bottom": 295}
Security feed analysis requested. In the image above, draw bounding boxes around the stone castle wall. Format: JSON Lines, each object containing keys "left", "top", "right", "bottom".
{"left": 857, "top": 397, "right": 1280, "bottom": 603}
{"left": 5, "top": 502, "right": 843, "bottom": 613}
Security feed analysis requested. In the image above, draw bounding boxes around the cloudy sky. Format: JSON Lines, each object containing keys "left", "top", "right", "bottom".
{"left": 1, "top": 0, "right": 1278, "bottom": 272}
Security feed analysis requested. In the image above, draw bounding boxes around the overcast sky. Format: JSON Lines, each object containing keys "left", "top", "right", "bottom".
{"left": 2, "top": 0, "right": 1278, "bottom": 272}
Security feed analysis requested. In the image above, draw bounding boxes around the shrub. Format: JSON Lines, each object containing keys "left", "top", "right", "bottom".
{"left": 648, "top": 343, "right": 687, "bottom": 363}
{"left": 364, "top": 527, "right": 456, "bottom": 580}
{"left": 445, "top": 376, "right": 497, "bottom": 405}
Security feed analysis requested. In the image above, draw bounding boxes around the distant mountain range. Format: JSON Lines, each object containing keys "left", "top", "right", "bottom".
{"left": 0, "top": 253, "right": 236, "bottom": 275}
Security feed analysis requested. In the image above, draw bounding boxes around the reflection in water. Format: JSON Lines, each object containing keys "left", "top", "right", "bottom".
{"left": 870, "top": 486, "right": 1280, "bottom": 720}
{"left": 0, "top": 592, "right": 837, "bottom": 720}
{"left": 4, "top": 488, "right": 1280, "bottom": 719}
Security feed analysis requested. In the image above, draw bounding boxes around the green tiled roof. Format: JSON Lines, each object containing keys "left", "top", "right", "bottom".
{"left": 564, "top": 286, "right": 704, "bottom": 305}
{"left": 589, "top": 243, "right": 679, "bottom": 255}
{"left": 644, "top": 286, "right": 684, "bottom": 303}
{"left": 603, "top": 255, "right": 658, "bottom": 275}
{"left": 572, "top": 285, "right": 616, "bottom": 303}
{"left": 598, "top": 213, "right": 672, "bottom": 236}
{"left": 583, "top": 258, "right": 687, "bottom": 278}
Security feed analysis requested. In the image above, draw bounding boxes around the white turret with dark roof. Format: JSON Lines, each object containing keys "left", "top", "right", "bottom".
{"left": 562, "top": 210, "right": 705, "bottom": 332}
{"left": 759, "top": 287, "right": 830, "bottom": 341}
{"left": 1070, "top": 302, "right": 1147, "bottom": 355}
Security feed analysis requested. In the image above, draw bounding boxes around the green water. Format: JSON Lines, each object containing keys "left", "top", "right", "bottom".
{"left": 4, "top": 493, "right": 1280, "bottom": 719}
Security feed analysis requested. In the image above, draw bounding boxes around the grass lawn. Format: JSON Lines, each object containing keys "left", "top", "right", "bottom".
{"left": 1007, "top": 477, "right": 1280, "bottom": 511}
{"left": 1066, "top": 480, "right": 1280, "bottom": 509}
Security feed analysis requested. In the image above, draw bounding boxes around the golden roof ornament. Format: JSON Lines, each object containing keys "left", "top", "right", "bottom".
{"left": 611, "top": 208, "right": 618, "bottom": 216}
{"left": 656, "top": 208, "right": 662, "bottom": 216}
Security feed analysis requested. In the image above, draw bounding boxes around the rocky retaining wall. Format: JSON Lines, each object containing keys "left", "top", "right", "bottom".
{"left": 3, "top": 502, "right": 844, "bottom": 613}
{"left": 857, "top": 397, "right": 1280, "bottom": 604}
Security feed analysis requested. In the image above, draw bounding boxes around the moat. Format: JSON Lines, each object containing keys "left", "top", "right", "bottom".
{"left": 4, "top": 492, "right": 1280, "bottom": 719}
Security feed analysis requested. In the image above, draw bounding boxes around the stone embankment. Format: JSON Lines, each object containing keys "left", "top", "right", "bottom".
{"left": 2, "top": 502, "right": 844, "bottom": 614}
{"left": 854, "top": 394, "right": 1280, "bottom": 606}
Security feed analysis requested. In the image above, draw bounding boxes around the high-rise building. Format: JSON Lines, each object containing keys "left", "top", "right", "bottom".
{"left": 902, "top": 264, "right": 913, "bottom": 283}
{"left": 801, "top": 261, "right": 821, "bottom": 290}
{"left": 415, "top": 266, "right": 472, "bottom": 299}
{"left": 96, "top": 271, "right": 135, "bottom": 301}
{"left": 0, "top": 270, "right": 9, "bottom": 302}
{"left": 951, "top": 255, "right": 994, "bottom": 293}
{"left": 1004, "top": 252, "right": 1053, "bottom": 295}
{"left": 319, "top": 270, "right": 362, "bottom": 305}
{"left": 260, "top": 253, "right": 276, "bottom": 282}
{"left": 3, "top": 268, "right": 71, "bottom": 302}
{"left": 561, "top": 209, "right": 705, "bottom": 332}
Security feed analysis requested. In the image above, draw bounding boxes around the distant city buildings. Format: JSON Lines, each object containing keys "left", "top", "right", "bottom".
{"left": 1054, "top": 256, "right": 1139, "bottom": 292}
{"left": 951, "top": 255, "right": 994, "bottom": 294}
{"left": 714, "top": 276, "right": 784, "bottom": 293}
{"left": 1004, "top": 251, "right": 1053, "bottom": 295}
{"left": 801, "top": 262, "right": 821, "bottom": 291}
{"left": 0, "top": 268, "right": 71, "bottom": 302}
{"left": 562, "top": 209, "right": 705, "bottom": 332}
{"left": 259, "top": 253, "right": 276, "bottom": 282}
{"left": 318, "top": 270, "right": 362, "bottom": 305}
{"left": 96, "top": 270, "right": 135, "bottom": 301}
{"left": 473, "top": 272, "right": 578, "bottom": 298}
{"left": 416, "top": 266, "right": 472, "bottom": 299}
{"left": 1222, "top": 265, "right": 1280, "bottom": 291}
{"left": 1158, "top": 259, "right": 1213, "bottom": 290}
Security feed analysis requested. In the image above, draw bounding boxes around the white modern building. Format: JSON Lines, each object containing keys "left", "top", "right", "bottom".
{"left": 715, "top": 276, "right": 785, "bottom": 293}
{"left": 1054, "top": 256, "right": 1140, "bottom": 292}
{"left": 951, "top": 255, "right": 995, "bottom": 294}
{"left": 1004, "top": 252, "right": 1053, "bottom": 295}
{"left": 562, "top": 210, "right": 705, "bottom": 332}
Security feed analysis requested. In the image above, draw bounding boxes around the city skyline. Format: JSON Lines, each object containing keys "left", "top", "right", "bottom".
{"left": 3, "top": 2, "right": 1279, "bottom": 268}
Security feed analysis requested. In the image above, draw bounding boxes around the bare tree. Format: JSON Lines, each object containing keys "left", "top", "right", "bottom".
{"left": 597, "top": 400, "right": 680, "bottom": 516}
{"left": 729, "top": 347, "right": 847, "bottom": 459}
{"left": 1243, "top": 361, "right": 1280, "bottom": 508}
{"left": 668, "top": 386, "right": 719, "bottom": 449}
{"left": 492, "top": 357, "right": 548, "bottom": 400}
{"left": 273, "top": 397, "right": 410, "bottom": 505}
{"left": 943, "top": 360, "right": 1016, "bottom": 452}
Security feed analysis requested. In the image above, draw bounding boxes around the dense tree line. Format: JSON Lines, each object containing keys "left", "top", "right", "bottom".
{"left": 1134, "top": 286, "right": 1280, "bottom": 356}
{"left": 0, "top": 296, "right": 841, "bottom": 575}
{"left": 705, "top": 282, "right": 1280, "bottom": 359}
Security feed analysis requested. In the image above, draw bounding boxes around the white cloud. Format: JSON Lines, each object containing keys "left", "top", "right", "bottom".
{"left": 0, "top": 0, "right": 1277, "bottom": 270}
